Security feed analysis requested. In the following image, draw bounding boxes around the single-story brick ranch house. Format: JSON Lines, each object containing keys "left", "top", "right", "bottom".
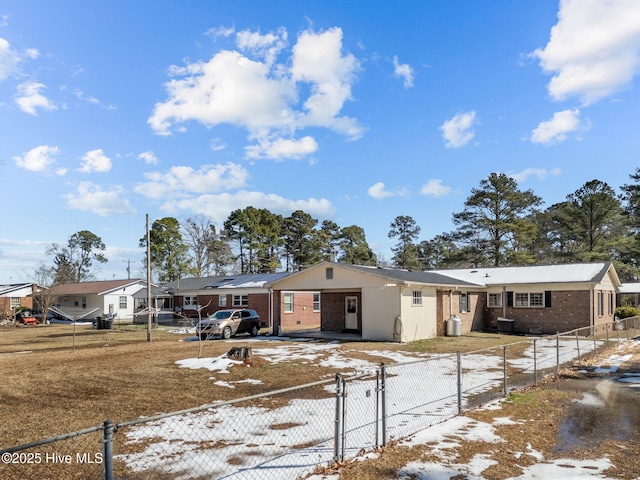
{"left": 156, "top": 273, "right": 320, "bottom": 330}
{"left": 267, "top": 261, "right": 621, "bottom": 342}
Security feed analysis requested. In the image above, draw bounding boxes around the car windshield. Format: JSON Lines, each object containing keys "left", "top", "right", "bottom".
{"left": 212, "top": 311, "right": 232, "bottom": 320}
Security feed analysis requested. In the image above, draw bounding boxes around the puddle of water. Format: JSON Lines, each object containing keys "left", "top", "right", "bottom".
{"left": 549, "top": 377, "right": 640, "bottom": 453}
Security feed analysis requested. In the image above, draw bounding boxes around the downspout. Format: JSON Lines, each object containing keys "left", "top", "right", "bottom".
{"left": 502, "top": 286, "right": 506, "bottom": 318}
{"left": 268, "top": 288, "right": 273, "bottom": 331}
{"left": 590, "top": 284, "right": 595, "bottom": 329}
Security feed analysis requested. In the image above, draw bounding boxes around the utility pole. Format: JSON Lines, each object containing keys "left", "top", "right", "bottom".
{"left": 146, "top": 214, "right": 152, "bottom": 342}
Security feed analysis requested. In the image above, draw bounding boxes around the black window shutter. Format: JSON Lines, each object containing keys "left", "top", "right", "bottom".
{"left": 507, "top": 291, "right": 513, "bottom": 307}
{"left": 545, "top": 291, "right": 552, "bottom": 308}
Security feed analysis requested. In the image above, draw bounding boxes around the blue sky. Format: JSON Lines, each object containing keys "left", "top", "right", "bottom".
{"left": 1, "top": 0, "right": 640, "bottom": 283}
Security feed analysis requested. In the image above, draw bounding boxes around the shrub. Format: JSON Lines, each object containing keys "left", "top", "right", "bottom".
{"left": 615, "top": 306, "right": 640, "bottom": 319}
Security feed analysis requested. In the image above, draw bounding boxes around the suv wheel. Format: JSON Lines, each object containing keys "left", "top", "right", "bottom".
{"left": 222, "top": 326, "right": 232, "bottom": 339}
{"left": 249, "top": 325, "right": 259, "bottom": 337}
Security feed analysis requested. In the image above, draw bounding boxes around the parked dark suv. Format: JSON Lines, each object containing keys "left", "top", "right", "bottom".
{"left": 197, "top": 309, "right": 261, "bottom": 340}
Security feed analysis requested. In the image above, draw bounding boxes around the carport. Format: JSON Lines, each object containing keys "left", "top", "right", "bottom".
{"left": 267, "top": 262, "right": 470, "bottom": 342}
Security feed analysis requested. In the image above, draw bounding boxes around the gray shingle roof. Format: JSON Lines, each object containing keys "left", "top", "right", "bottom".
{"left": 340, "top": 264, "right": 482, "bottom": 287}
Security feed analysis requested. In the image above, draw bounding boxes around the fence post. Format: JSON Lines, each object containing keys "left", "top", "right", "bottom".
{"left": 533, "top": 339, "right": 537, "bottom": 384}
{"left": 606, "top": 323, "right": 609, "bottom": 344}
{"left": 457, "top": 351, "right": 462, "bottom": 415}
{"left": 102, "top": 420, "right": 114, "bottom": 480}
{"left": 375, "top": 369, "right": 380, "bottom": 448}
{"left": 341, "top": 377, "right": 347, "bottom": 461}
{"left": 575, "top": 331, "right": 581, "bottom": 363}
{"left": 333, "top": 374, "right": 342, "bottom": 462}
{"left": 502, "top": 345, "right": 507, "bottom": 395}
{"left": 380, "top": 362, "right": 387, "bottom": 447}
{"left": 626, "top": 318, "right": 630, "bottom": 340}
{"left": 556, "top": 333, "right": 560, "bottom": 372}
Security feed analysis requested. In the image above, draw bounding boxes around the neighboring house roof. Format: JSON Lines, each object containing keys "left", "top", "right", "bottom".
{"left": 163, "top": 272, "right": 292, "bottom": 293}
{"left": 0, "top": 283, "right": 39, "bottom": 296}
{"left": 619, "top": 283, "right": 640, "bottom": 294}
{"left": 133, "top": 285, "right": 173, "bottom": 298}
{"left": 163, "top": 276, "right": 227, "bottom": 292}
{"left": 205, "top": 272, "right": 291, "bottom": 289}
{"left": 432, "top": 262, "right": 620, "bottom": 287}
{"left": 44, "top": 279, "right": 145, "bottom": 296}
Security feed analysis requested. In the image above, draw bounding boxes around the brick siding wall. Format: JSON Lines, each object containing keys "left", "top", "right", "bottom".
{"left": 279, "top": 292, "right": 321, "bottom": 329}
{"left": 484, "top": 290, "right": 606, "bottom": 334}
{"left": 320, "top": 292, "right": 361, "bottom": 332}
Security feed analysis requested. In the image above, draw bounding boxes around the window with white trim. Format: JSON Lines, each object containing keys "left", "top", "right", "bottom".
{"left": 313, "top": 293, "right": 320, "bottom": 312}
{"left": 219, "top": 295, "right": 227, "bottom": 307}
{"left": 233, "top": 294, "right": 248, "bottom": 307}
{"left": 119, "top": 296, "right": 127, "bottom": 309}
{"left": 412, "top": 290, "right": 422, "bottom": 306}
{"left": 597, "top": 291, "right": 604, "bottom": 316}
{"left": 459, "top": 292, "right": 469, "bottom": 312}
{"left": 608, "top": 292, "right": 614, "bottom": 315}
{"left": 530, "top": 292, "right": 544, "bottom": 307}
{"left": 284, "top": 293, "right": 294, "bottom": 313}
{"left": 514, "top": 292, "right": 544, "bottom": 308}
{"left": 10, "top": 297, "right": 20, "bottom": 309}
{"left": 488, "top": 293, "right": 502, "bottom": 308}
{"left": 184, "top": 296, "right": 197, "bottom": 306}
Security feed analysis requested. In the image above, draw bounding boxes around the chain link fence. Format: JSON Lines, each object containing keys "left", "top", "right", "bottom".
{"left": 2, "top": 317, "right": 638, "bottom": 479}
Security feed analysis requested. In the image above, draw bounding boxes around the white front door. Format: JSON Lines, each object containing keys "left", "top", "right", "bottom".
{"left": 345, "top": 296, "right": 358, "bottom": 330}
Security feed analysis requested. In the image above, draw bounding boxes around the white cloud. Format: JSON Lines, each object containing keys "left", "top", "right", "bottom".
{"left": 0, "top": 37, "right": 20, "bottom": 81}
{"left": 63, "top": 182, "right": 136, "bottom": 216}
{"left": 210, "top": 138, "right": 226, "bottom": 151}
{"left": 236, "top": 27, "right": 287, "bottom": 67}
{"left": 80, "top": 149, "right": 112, "bottom": 173}
{"left": 245, "top": 135, "right": 318, "bottom": 160}
{"left": 24, "top": 48, "right": 39, "bottom": 59}
{"left": 74, "top": 88, "right": 100, "bottom": 104}
{"left": 367, "top": 182, "right": 395, "bottom": 199}
{"left": 15, "top": 82, "right": 57, "bottom": 115}
{"left": 532, "top": 0, "right": 640, "bottom": 105}
{"left": 510, "top": 168, "right": 563, "bottom": 182}
{"left": 138, "top": 151, "right": 158, "bottom": 165}
{"left": 530, "top": 109, "right": 588, "bottom": 145}
{"left": 134, "top": 163, "right": 249, "bottom": 200}
{"left": 290, "top": 28, "right": 362, "bottom": 137}
{"left": 205, "top": 25, "right": 236, "bottom": 39}
{"left": 420, "top": 179, "right": 452, "bottom": 197}
{"left": 14, "top": 145, "right": 61, "bottom": 172}
{"left": 393, "top": 56, "right": 414, "bottom": 88}
{"left": 165, "top": 191, "right": 335, "bottom": 223}
{"left": 149, "top": 26, "right": 362, "bottom": 161}
{"left": 439, "top": 111, "right": 477, "bottom": 148}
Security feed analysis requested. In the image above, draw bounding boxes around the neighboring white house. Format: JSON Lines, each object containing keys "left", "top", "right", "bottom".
{"left": 37, "top": 279, "right": 147, "bottom": 321}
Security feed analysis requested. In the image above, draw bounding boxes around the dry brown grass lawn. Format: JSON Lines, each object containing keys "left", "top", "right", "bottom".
{"left": 2, "top": 323, "right": 640, "bottom": 479}
{"left": 0, "top": 324, "right": 522, "bottom": 448}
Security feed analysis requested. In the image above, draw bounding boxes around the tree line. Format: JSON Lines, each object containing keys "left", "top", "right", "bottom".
{"left": 40, "top": 168, "right": 640, "bottom": 284}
